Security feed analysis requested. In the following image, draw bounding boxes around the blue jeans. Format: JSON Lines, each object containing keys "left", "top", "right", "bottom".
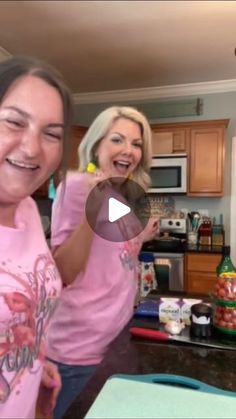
{"left": 50, "top": 360, "right": 98, "bottom": 419}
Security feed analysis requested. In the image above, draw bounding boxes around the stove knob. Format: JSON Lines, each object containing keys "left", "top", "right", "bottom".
{"left": 168, "top": 221, "right": 173, "bottom": 226}
{"left": 176, "top": 221, "right": 180, "bottom": 226}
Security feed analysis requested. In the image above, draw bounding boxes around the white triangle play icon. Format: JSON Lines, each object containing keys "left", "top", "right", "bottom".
{"left": 108, "top": 197, "right": 131, "bottom": 222}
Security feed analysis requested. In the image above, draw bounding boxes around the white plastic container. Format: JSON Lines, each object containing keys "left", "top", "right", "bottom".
{"left": 159, "top": 298, "right": 181, "bottom": 323}
{"left": 181, "top": 299, "right": 202, "bottom": 325}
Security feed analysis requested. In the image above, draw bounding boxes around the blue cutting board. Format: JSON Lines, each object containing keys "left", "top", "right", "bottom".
{"left": 85, "top": 374, "right": 236, "bottom": 418}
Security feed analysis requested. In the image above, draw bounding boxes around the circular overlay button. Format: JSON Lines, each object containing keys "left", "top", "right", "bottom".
{"left": 85, "top": 177, "right": 151, "bottom": 242}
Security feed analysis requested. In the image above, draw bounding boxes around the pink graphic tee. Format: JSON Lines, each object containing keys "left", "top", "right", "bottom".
{"left": 46, "top": 172, "right": 142, "bottom": 365}
{"left": 0, "top": 197, "right": 61, "bottom": 418}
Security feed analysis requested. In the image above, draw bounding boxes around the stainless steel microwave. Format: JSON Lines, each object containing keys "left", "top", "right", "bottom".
{"left": 149, "top": 154, "right": 187, "bottom": 194}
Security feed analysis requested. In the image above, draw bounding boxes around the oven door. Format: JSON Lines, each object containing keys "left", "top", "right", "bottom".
{"left": 153, "top": 252, "right": 184, "bottom": 292}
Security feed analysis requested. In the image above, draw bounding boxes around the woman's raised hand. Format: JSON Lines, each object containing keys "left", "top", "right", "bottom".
{"left": 86, "top": 169, "right": 112, "bottom": 219}
{"left": 141, "top": 216, "right": 160, "bottom": 243}
{"left": 87, "top": 168, "right": 111, "bottom": 191}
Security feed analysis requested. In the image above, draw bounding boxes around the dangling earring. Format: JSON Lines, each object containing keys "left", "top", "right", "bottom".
{"left": 48, "top": 175, "right": 57, "bottom": 200}
{"left": 86, "top": 158, "right": 97, "bottom": 174}
{"left": 128, "top": 173, "right": 133, "bottom": 180}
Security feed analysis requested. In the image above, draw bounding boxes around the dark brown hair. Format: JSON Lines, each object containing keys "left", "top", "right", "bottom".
{"left": 0, "top": 55, "right": 74, "bottom": 175}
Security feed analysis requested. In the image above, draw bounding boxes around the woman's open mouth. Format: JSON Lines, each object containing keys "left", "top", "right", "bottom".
{"left": 113, "top": 160, "right": 131, "bottom": 175}
{"left": 6, "top": 158, "right": 39, "bottom": 171}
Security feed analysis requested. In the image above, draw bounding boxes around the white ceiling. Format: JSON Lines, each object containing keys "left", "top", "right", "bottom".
{"left": 0, "top": 1, "right": 236, "bottom": 103}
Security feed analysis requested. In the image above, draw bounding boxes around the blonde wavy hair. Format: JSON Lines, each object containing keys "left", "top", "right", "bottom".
{"left": 78, "top": 106, "right": 152, "bottom": 191}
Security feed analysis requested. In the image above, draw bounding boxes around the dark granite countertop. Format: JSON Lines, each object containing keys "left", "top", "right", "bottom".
{"left": 141, "top": 240, "right": 224, "bottom": 254}
{"left": 64, "top": 317, "right": 236, "bottom": 418}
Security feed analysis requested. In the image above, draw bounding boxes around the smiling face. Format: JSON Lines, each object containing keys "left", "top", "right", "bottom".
{"left": 95, "top": 117, "right": 143, "bottom": 180}
{"left": 0, "top": 75, "right": 64, "bottom": 206}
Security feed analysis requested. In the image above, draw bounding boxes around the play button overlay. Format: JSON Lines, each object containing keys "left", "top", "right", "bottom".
{"left": 108, "top": 198, "right": 131, "bottom": 222}
{"left": 85, "top": 177, "right": 151, "bottom": 242}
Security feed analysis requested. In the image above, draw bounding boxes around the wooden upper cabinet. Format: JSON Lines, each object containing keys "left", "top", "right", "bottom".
{"left": 151, "top": 119, "right": 229, "bottom": 197}
{"left": 172, "top": 129, "right": 187, "bottom": 153}
{"left": 151, "top": 124, "right": 187, "bottom": 153}
{"left": 69, "top": 125, "right": 87, "bottom": 169}
{"left": 152, "top": 131, "right": 173, "bottom": 154}
{"left": 188, "top": 121, "right": 228, "bottom": 196}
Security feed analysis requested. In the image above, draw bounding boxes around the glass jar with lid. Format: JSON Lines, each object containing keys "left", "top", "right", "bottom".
{"left": 213, "top": 300, "right": 236, "bottom": 335}
{"left": 212, "top": 246, "right": 236, "bottom": 336}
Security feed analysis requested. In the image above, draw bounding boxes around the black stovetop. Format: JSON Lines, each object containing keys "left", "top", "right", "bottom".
{"left": 142, "top": 233, "right": 186, "bottom": 253}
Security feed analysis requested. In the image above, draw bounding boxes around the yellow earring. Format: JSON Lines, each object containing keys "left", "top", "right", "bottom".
{"left": 86, "top": 161, "right": 97, "bottom": 173}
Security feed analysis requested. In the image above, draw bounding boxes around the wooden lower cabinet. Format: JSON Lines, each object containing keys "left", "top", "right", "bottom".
{"left": 185, "top": 252, "right": 222, "bottom": 294}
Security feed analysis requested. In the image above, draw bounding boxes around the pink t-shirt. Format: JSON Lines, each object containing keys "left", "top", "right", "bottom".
{"left": 0, "top": 197, "right": 61, "bottom": 419}
{"left": 46, "top": 172, "right": 142, "bottom": 365}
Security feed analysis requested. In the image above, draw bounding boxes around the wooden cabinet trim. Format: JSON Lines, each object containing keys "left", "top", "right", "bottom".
{"left": 151, "top": 119, "right": 229, "bottom": 130}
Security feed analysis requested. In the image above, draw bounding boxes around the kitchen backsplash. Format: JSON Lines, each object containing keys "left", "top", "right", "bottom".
{"left": 33, "top": 193, "right": 228, "bottom": 242}
{"left": 145, "top": 194, "right": 228, "bottom": 238}
{"left": 148, "top": 195, "right": 175, "bottom": 218}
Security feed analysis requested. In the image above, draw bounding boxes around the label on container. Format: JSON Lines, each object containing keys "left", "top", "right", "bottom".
{"left": 138, "top": 261, "right": 157, "bottom": 298}
{"left": 159, "top": 298, "right": 181, "bottom": 323}
{"left": 181, "top": 299, "right": 202, "bottom": 325}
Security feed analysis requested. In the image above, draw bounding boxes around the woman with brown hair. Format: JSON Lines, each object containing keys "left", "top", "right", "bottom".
{"left": 0, "top": 55, "right": 73, "bottom": 418}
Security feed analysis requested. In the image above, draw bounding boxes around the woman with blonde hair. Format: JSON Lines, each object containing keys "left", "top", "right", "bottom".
{"left": 46, "top": 106, "right": 159, "bottom": 418}
{"left": 79, "top": 106, "right": 152, "bottom": 190}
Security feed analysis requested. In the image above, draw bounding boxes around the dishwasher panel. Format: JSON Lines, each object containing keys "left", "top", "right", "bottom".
{"left": 153, "top": 252, "right": 184, "bottom": 292}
